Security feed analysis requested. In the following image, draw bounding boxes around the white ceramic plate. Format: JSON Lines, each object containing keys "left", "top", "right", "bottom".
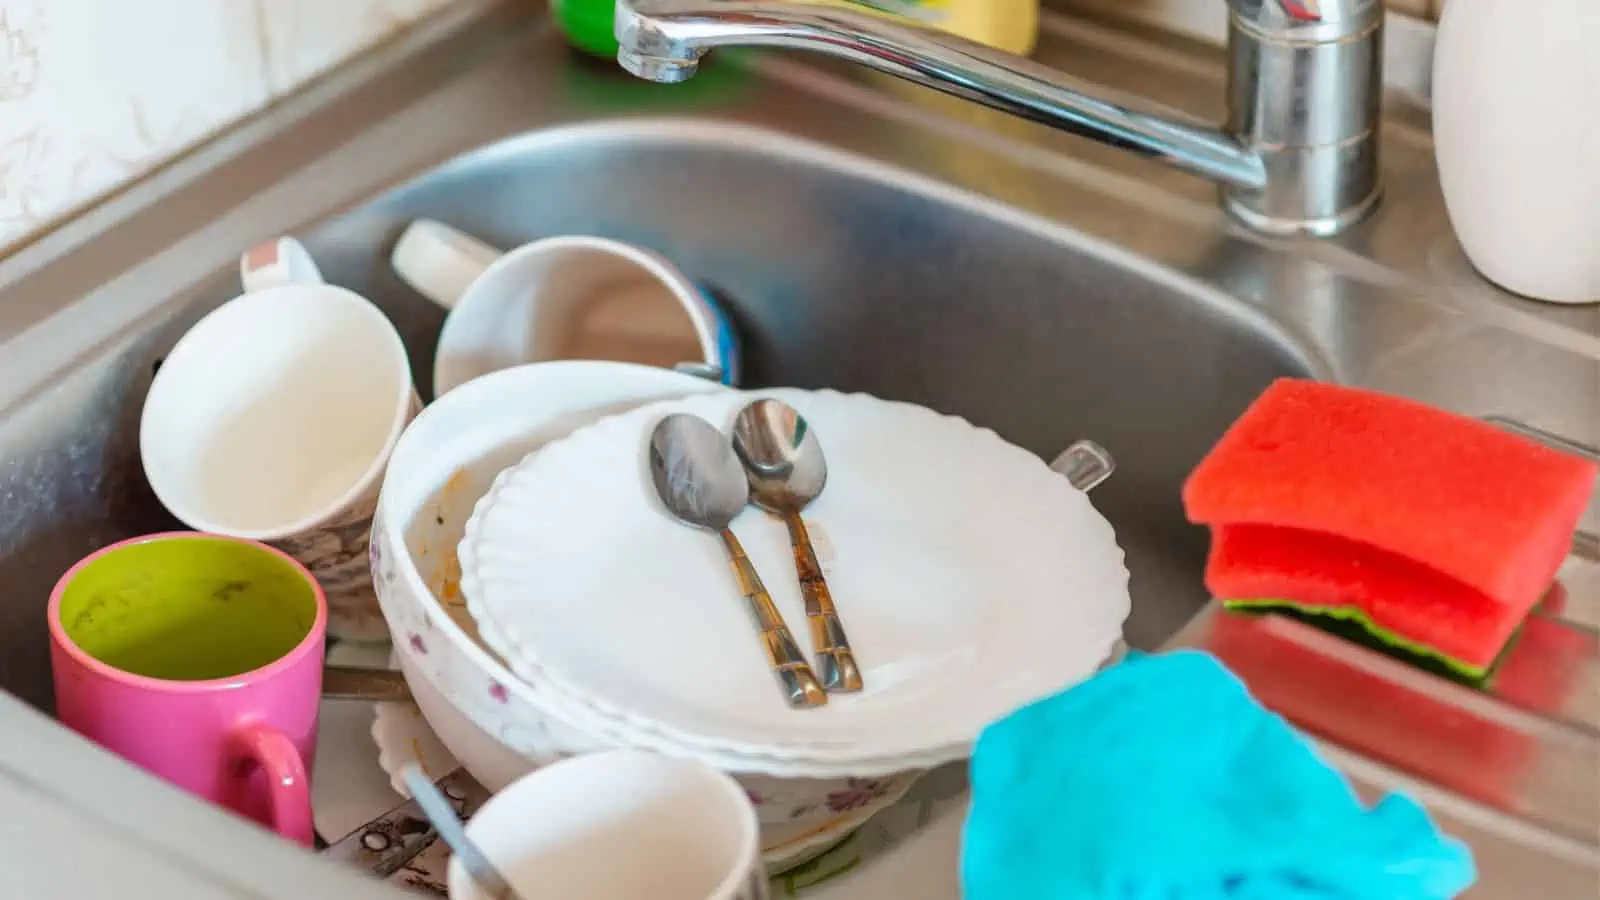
{"left": 461, "top": 389, "right": 1129, "bottom": 763}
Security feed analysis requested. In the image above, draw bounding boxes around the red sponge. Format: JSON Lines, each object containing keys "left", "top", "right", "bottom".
{"left": 1206, "top": 524, "right": 1521, "bottom": 675}
{"left": 1184, "top": 379, "right": 1596, "bottom": 611}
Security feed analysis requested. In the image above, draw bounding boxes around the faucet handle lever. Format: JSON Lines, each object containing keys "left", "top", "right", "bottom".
{"left": 1230, "top": 0, "right": 1378, "bottom": 29}
{"left": 1277, "top": 0, "right": 1322, "bottom": 20}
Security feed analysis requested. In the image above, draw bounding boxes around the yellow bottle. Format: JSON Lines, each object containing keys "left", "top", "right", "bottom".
{"left": 851, "top": 0, "right": 1039, "bottom": 56}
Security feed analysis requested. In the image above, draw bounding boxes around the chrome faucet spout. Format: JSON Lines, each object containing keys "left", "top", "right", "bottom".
{"left": 614, "top": 0, "right": 1383, "bottom": 237}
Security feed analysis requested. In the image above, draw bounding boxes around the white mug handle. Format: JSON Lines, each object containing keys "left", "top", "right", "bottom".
{"left": 239, "top": 236, "right": 326, "bottom": 292}
{"left": 391, "top": 220, "right": 503, "bottom": 311}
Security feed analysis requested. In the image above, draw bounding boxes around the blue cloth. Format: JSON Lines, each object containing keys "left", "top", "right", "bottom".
{"left": 961, "top": 650, "right": 1476, "bottom": 900}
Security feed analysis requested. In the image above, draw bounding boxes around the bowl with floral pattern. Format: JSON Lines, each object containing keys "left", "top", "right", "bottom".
{"left": 370, "top": 361, "right": 924, "bottom": 837}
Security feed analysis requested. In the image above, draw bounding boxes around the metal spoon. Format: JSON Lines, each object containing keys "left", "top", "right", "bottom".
{"left": 731, "top": 398, "right": 863, "bottom": 694}
{"left": 399, "top": 764, "right": 522, "bottom": 900}
{"left": 648, "top": 413, "right": 827, "bottom": 708}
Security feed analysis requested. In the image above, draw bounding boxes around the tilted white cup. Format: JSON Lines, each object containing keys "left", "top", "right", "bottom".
{"left": 391, "top": 219, "right": 741, "bottom": 398}
{"left": 140, "top": 236, "right": 419, "bottom": 641}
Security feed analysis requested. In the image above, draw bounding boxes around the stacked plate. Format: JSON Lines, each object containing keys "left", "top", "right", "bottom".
{"left": 457, "top": 388, "right": 1131, "bottom": 780}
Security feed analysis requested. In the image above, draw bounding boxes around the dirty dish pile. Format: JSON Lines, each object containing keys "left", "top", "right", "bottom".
{"left": 371, "top": 361, "right": 1128, "bottom": 864}
{"left": 69, "top": 218, "right": 1135, "bottom": 889}
{"left": 370, "top": 362, "right": 929, "bottom": 852}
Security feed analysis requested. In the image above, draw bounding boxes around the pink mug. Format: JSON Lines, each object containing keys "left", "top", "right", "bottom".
{"left": 49, "top": 532, "right": 326, "bottom": 845}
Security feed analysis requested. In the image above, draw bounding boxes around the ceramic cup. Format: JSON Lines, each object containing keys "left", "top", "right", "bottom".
{"left": 140, "top": 237, "right": 419, "bottom": 641}
{"left": 390, "top": 219, "right": 740, "bottom": 397}
{"left": 49, "top": 532, "right": 326, "bottom": 845}
{"left": 448, "top": 749, "right": 768, "bottom": 900}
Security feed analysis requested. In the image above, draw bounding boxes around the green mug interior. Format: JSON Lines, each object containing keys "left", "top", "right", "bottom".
{"left": 57, "top": 536, "right": 321, "bottom": 682}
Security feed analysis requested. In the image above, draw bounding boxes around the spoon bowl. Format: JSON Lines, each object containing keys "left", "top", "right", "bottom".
{"left": 647, "top": 412, "right": 750, "bottom": 531}
{"left": 731, "top": 398, "right": 827, "bottom": 514}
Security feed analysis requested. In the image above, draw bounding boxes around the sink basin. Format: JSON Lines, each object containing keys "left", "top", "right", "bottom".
{"left": 0, "top": 120, "right": 1315, "bottom": 710}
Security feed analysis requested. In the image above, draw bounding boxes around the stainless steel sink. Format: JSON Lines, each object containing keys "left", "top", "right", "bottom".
{"left": 0, "top": 116, "right": 1319, "bottom": 707}
{"left": 0, "top": 2, "right": 1593, "bottom": 897}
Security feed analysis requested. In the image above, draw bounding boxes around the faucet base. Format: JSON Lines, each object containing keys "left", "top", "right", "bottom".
{"left": 1222, "top": 185, "right": 1382, "bottom": 239}
{"left": 1221, "top": 2, "right": 1384, "bottom": 238}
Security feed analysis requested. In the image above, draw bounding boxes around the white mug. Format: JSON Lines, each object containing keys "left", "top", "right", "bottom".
{"left": 391, "top": 220, "right": 741, "bottom": 397}
{"left": 448, "top": 749, "right": 768, "bottom": 900}
{"left": 140, "top": 236, "right": 419, "bottom": 642}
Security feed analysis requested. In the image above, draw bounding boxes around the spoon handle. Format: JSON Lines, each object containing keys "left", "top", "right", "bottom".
{"left": 717, "top": 528, "right": 828, "bottom": 708}
{"left": 783, "top": 513, "right": 864, "bottom": 693}
{"left": 400, "top": 765, "right": 521, "bottom": 900}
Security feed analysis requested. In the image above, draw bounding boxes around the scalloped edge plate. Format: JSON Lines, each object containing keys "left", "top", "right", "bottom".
{"left": 461, "top": 389, "right": 1129, "bottom": 763}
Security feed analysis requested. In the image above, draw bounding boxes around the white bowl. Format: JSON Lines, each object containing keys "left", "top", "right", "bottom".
{"left": 369, "top": 361, "right": 921, "bottom": 835}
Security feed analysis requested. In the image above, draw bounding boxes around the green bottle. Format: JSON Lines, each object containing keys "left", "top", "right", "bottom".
{"left": 552, "top": 0, "right": 620, "bottom": 58}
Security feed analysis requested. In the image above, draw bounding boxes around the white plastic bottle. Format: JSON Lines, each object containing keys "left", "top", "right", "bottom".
{"left": 1432, "top": 0, "right": 1600, "bottom": 304}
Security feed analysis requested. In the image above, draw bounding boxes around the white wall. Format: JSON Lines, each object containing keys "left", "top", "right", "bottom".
{"left": 0, "top": 0, "right": 454, "bottom": 253}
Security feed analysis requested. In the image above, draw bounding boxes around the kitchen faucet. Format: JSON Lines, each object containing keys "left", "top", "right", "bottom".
{"left": 613, "top": 0, "right": 1383, "bottom": 237}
